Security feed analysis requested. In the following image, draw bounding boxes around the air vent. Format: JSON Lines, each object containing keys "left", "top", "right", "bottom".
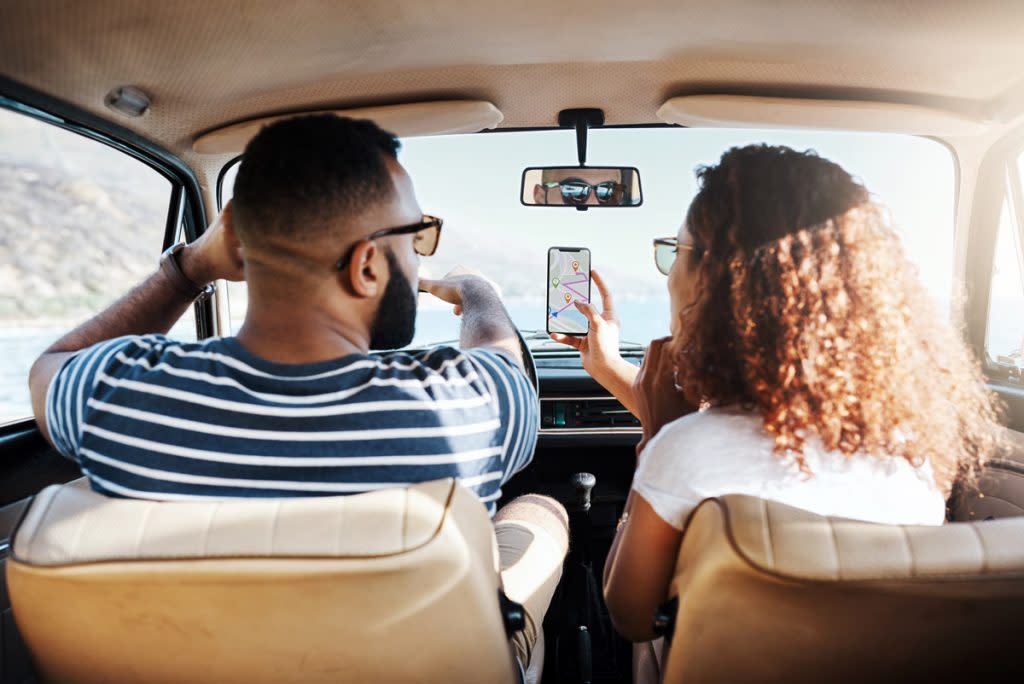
{"left": 540, "top": 397, "right": 640, "bottom": 431}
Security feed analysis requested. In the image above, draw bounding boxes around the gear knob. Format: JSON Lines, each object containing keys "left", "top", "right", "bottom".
{"left": 570, "top": 472, "right": 597, "bottom": 512}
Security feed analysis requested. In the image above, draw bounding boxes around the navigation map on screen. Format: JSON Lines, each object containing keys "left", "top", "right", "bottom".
{"left": 547, "top": 248, "right": 591, "bottom": 334}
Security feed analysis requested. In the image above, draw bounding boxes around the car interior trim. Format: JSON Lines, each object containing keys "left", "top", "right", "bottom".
{"left": 193, "top": 100, "right": 505, "bottom": 155}
{"left": 537, "top": 428, "right": 642, "bottom": 435}
{"left": 657, "top": 94, "right": 991, "bottom": 135}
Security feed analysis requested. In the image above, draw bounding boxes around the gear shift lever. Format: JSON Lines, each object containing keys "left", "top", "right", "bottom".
{"left": 565, "top": 472, "right": 598, "bottom": 682}
{"left": 570, "top": 472, "right": 597, "bottom": 513}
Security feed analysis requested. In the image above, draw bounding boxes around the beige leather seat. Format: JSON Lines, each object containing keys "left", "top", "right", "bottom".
{"left": 660, "top": 495, "right": 1024, "bottom": 684}
{"left": 6, "top": 478, "right": 522, "bottom": 684}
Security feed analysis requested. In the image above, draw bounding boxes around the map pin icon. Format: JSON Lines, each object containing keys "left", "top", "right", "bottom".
{"left": 571, "top": 260, "right": 579, "bottom": 272}
{"left": 564, "top": 293, "right": 572, "bottom": 303}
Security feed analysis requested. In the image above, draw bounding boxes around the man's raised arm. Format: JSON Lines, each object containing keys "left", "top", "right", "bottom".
{"left": 28, "top": 206, "right": 243, "bottom": 445}
{"left": 419, "top": 266, "right": 522, "bottom": 367}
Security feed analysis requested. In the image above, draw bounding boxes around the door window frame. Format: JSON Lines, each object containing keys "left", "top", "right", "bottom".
{"left": 0, "top": 78, "right": 215, "bottom": 431}
{"left": 0, "top": 82, "right": 215, "bottom": 335}
{"left": 965, "top": 126, "right": 1024, "bottom": 369}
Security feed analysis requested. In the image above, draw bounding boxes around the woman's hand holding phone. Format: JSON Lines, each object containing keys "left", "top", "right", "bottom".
{"left": 551, "top": 269, "right": 641, "bottom": 415}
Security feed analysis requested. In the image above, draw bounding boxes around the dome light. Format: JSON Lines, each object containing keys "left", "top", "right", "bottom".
{"left": 103, "top": 86, "right": 150, "bottom": 117}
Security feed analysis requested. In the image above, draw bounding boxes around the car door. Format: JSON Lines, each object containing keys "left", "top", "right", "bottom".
{"left": 0, "top": 94, "right": 208, "bottom": 682}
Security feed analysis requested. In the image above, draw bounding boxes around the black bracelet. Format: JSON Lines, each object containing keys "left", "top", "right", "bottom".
{"left": 160, "top": 243, "right": 213, "bottom": 301}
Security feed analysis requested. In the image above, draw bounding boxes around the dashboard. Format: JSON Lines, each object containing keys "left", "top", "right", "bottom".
{"left": 503, "top": 348, "right": 638, "bottom": 565}
{"left": 533, "top": 349, "right": 643, "bottom": 448}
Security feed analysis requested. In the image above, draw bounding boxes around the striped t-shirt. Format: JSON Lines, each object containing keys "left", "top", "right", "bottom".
{"left": 46, "top": 334, "right": 538, "bottom": 515}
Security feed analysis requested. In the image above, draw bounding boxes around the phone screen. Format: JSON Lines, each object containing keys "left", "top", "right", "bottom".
{"left": 546, "top": 247, "right": 592, "bottom": 335}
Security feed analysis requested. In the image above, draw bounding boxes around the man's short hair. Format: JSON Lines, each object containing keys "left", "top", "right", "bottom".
{"left": 232, "top": 114, "right": 401, "bottom": 244}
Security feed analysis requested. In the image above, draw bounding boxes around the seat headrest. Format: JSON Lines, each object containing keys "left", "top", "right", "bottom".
{"left": 710, "top": 494, "right": 1024, "bottom": 581}
{"left": 14, "top": 478, "right": 457, "bottom": 566}
{"left": 662, "top": 496, "right": 1024, "bottom": 683}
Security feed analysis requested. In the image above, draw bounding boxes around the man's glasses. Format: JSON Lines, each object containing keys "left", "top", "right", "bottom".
{"left": 543, "top": 179, "right": 622, "bottom": 205}
{"left": 335, "top": 215, "right": 443, "bottom": 270}
{"left": 653, "top": 237, "right": 699, "bottom": 275}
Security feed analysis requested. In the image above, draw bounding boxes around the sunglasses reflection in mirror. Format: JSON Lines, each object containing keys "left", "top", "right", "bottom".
{"left": 540, "top": 178, "right": 624, "bottom": 205}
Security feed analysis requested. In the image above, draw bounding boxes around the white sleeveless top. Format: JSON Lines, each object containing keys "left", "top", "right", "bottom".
{"left": 633, "top": 405, "right": 946, "bottom": 530}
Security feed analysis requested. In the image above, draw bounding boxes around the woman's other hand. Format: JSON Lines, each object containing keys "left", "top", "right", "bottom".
{"left": 551, "top": 270, "right": 640, "bottom": 414}
{"left": 634, "top": 336, "right": 698, "bottom": 459}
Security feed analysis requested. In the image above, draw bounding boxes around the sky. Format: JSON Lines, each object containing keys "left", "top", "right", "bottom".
{"left": 220, "top": 125, "right": 1022, "bottom": 353}
{"left": 393, "top": 127, "right": 959, "bottom": 341}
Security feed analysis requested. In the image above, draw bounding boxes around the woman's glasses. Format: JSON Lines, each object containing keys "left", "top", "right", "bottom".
{"left": 653, "top": 237, "right": 699, "bottom": 275}
{"left": 335, "top": 215, "right": 443, "bottom": 270}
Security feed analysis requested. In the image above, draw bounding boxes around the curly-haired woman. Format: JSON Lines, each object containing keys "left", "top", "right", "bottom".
{"left": 551, "top": 144, "right": 1003, "bottom": 651}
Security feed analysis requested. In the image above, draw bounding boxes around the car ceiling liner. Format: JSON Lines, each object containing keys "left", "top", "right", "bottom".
{"left": 193, "top": 100, "right": 504, "bottom": 155}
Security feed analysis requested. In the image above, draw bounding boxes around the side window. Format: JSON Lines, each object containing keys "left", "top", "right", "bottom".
{"left": 0, "top": 108, "right": 192, "bottom": 423}
{"left": 985, "top": 161, "right": 1024, "bottom": 381}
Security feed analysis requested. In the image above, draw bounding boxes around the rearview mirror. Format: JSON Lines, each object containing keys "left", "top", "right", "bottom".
{"left": 521, "top": 166, "right": 642, "bottom": 207}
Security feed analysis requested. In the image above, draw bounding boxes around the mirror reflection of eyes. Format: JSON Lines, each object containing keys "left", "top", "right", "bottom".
{"left": 557, "top": 178, "right": 592, "bottom": 204}
{"left": 553, "top": 179, "right": 623, "bottom": 205}
{"left": 522, "top": 166, "right": 643, "bottom": 207}
{"left": 593, "top": 181, "right": 621, "bottom": 203}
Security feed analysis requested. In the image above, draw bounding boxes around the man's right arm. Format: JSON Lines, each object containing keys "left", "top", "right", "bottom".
{"left": 456, "top": 279, "right": 522, "bottom": 366}
{"left": 420, "top": 267, "right": 523, "bottom": 367}
{"left": 419, "top": 267, "right": 538, "bottom": 480}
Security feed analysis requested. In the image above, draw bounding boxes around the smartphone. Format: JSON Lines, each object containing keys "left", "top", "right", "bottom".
{"left": 547, "top": 246, "right": 592, "bottom": 335}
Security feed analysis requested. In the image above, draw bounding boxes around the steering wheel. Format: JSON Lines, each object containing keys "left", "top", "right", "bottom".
{"left": 514, "top": 328, "right": 539, "bottom": 393}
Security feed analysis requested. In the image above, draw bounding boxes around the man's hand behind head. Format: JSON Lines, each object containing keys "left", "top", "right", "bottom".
{"left": 179, "top": 202, "right": 246, "bottom": 285}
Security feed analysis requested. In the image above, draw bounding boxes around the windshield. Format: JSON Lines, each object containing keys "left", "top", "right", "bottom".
{"left": 222, "top": 127, "right": 956, "bottom": 350}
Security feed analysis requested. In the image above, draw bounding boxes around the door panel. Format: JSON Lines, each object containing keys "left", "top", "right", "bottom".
{"left": 0, "top": 423, "right": 80, "bottom": 507}
{"left": 0, "top": 497, "right": 37, "bottom": 683}
{"left": 951, "top": 426, "right": 1024, "bottom": 520}
{"left": 0, "top": 421, "right": 80, "bottom": 683}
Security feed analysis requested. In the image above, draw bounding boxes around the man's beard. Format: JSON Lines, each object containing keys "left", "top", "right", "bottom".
{"left": 368, "top": 248, "right": 417, "bottom": 350}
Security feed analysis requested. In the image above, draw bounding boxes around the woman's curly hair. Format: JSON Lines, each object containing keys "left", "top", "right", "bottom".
{"left": 669, "top": 144, "right": 1002, "bottom": 493}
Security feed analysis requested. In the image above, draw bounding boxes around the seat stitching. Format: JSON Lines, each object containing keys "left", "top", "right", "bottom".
{"left": 900, "top": 525, "right": 915, "bottom": 578}
{"left": 269, "top": 500, "right": 282, "bottom": 555}
{"left": 68, "top": 491, "right": 92, "bottom": 562}
{"left": 401, "top": 487, "right": 409, "bottom": 549}
{"left": 201, "top": 502, "right": 219, "bottom": 555}
{"left": 967, "top": 522, "right": 988, "bottom": 574}
{"left": 760, "top": 498, "right": 775, "bottom": 570}
{"left": 335, "top": 497, "right": 345, "bottom": 555}
{"left": 133, "top": 503, "right": 155, "bottom": 559}
{"left": 26, "top": 487, "right": 61, "bottom": 563}
{"left": 827, "top": 517, "right": 841, "bottom": 581}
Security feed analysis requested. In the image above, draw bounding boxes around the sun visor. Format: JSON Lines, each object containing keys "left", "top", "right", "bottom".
{"left": 656, "top": 95, "right": 988, "bottom": 136}
{"left": 193, "top": 100, "right": 504, "bottom": 155}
